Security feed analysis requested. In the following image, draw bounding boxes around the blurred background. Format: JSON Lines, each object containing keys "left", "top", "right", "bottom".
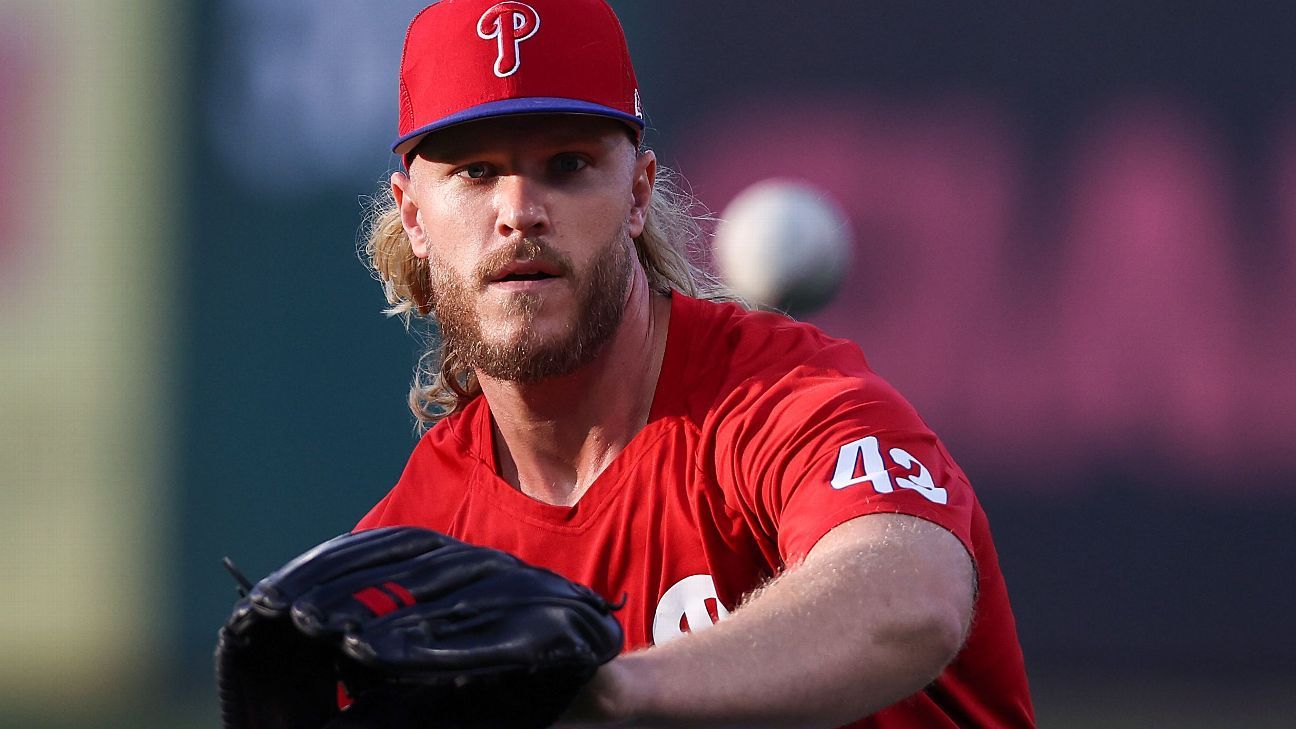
{"left": 2, "top": 0, "right": 1294, "bottom": 726}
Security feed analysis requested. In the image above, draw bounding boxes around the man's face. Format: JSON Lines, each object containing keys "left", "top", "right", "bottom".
{"left": 394, "top": 115, "right": 654, "bottom": 383}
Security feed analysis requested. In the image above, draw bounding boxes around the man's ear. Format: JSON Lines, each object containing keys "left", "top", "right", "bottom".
{"left": 627, "top": 148, "right": 656, "bottom": 239}
{"left": 391, "top": 171, "right": 429, "bottom": 259}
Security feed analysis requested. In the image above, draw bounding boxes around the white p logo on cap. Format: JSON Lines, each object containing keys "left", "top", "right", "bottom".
{"left": 477, "top": 2, "right": 541, "bottom": 78}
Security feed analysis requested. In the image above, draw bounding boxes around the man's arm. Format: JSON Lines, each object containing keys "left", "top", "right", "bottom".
{"left": 563, "top": 512, "right": 976, "bottom": 729}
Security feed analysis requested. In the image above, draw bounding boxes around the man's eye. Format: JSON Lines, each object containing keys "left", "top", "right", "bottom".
{"left": 459, "top": 163, "right": 491, "bottom": 180}
{"left": 553, "top": 155, "right": 587, "bottom": 174}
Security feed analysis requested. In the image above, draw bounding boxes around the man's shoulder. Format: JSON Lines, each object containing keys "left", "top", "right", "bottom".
{"left": 355, "top": 399, "right": 487, "bottom": 531}
{"left": 671, "top": 294, "right": 875, "bottom": 396}
{"left": 398, "top": 396, "right": 490, "bottom": 476}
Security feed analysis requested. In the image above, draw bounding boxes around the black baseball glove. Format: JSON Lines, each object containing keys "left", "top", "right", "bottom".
{"left": 215, "top": 526, "right": 624, "bottom": 729}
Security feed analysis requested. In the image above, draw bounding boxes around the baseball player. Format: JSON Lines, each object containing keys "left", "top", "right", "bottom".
{"left": 217, "top": 1, "right": 1035, "bottom": 727}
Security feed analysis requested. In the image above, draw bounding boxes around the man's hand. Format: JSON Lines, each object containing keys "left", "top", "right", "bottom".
{"left": 216, "top": 592, "right": 344, "bottom": 729}
{"left": 216, "top": 527, "right": 624, "bottom": 729}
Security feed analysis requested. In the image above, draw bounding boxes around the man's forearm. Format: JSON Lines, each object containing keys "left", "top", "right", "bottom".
{"left": 563, "top": 513, "right": 976, "bottom": 728}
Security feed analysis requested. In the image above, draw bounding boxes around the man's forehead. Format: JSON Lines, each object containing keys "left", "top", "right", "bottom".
{"left": 414, "top": 114, "right": 634, "bottom": 160}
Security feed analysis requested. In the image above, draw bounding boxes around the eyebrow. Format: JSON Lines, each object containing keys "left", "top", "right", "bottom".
{"left": 417, "top": 126, "right": 622, "bottom": 162}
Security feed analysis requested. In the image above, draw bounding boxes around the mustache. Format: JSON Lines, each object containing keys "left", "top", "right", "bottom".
{"left": 473, "top": 238, "right": 573, "bottom": 285}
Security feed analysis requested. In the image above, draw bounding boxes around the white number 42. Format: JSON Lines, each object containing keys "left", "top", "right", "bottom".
{"left": 829, "top": 436, "right": 949, "bottom": 504}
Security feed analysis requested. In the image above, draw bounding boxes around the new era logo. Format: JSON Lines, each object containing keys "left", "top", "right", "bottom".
{"left": 477, "top": 2, "right": 541, "bottom": 78}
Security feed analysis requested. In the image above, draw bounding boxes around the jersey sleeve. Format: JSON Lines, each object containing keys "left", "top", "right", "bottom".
{"left": 710, "top": 363, "right": 977, "bottom": 566}
{"left": 355, "top": 490, "right": 395, "bottom": 531}
{"left": 353, "top": 420, "right": 477, "bottom": 533}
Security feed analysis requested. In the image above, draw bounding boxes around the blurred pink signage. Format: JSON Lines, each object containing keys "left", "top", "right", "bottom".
{"left": 685, "top": 96, "right": 1296, "bottom": 488}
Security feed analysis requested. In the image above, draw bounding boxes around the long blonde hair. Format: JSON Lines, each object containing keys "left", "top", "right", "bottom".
{"left": 360, "top": 161, "right": 741, "bottom": 429}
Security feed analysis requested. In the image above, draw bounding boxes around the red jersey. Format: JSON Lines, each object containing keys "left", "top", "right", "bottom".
{"left": 357, "top": 293, "right": 1035, "bottom": 728}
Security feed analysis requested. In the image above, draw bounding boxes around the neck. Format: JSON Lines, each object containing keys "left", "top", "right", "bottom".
{"left": 478, "top": 275, "right": 671, "bottom": 506}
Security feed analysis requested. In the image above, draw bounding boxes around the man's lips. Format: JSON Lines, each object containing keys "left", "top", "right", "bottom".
{"left": 487, "top": 261, "right": 564, "bottom": 283}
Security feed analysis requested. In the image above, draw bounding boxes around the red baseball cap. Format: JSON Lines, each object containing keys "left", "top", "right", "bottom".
{"left": 392, "top": 0, "right": 645, "bottom": 158}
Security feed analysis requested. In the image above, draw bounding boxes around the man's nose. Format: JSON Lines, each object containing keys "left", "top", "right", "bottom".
{"left": 495, "top": 175, "right": 551, "bottom": 239}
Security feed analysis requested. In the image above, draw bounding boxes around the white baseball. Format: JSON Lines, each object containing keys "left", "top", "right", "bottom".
{"left": 712, "top": 179, "right": 853, "bottom": 316}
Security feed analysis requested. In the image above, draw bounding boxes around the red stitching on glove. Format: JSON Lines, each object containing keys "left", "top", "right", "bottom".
{"left": 383, "top": 581, "right": 416, "bottom": 607}
{"left": 352, "top": 586, "right": 399, "bottom": 617}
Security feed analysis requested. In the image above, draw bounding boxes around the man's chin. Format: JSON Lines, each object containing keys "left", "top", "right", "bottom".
{"left": 480, "top": 286, "right": 572, "bottom": 325}
{"left": 473, "top": 335, "right": 591, "bottom": 383}
{"left": 479, "top": 306, "right": 569, "bottom": 343}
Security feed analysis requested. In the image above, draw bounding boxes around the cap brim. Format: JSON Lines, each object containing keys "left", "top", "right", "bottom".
{"left": 392, "top": 97, "right": 645, "bottom": 157}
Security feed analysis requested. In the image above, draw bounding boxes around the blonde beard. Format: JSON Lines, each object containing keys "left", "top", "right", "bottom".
{"left": 427, "top": 230, "right": 634, "bottom": 383}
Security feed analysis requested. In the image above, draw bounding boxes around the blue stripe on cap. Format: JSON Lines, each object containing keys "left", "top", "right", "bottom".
{"left": 392, "top": 97, "right": 645, "bottom": 156}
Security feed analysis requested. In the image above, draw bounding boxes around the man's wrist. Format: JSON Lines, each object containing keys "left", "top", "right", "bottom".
{"left": 566, "top": 655, "right": 650, "bottom": 726}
